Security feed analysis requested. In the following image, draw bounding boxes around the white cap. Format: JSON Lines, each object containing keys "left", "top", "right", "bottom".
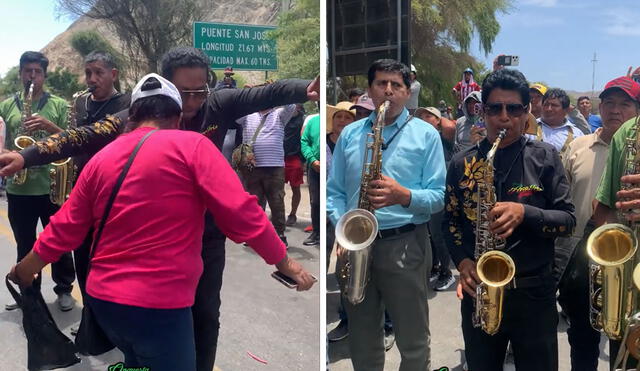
{"left": 411, "top": 64, "right": 417, "bottom": 73}
{"left": 131, "top": 73, "right": 182, "bottom": 109}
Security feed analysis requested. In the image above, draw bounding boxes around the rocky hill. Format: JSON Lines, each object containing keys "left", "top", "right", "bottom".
{"left": 41, "top": 0, "right": 283, "bottom": 85}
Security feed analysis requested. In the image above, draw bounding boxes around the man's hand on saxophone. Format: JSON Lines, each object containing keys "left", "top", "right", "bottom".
{"left": 23, "top": 114, "right": 63, "bottom": 134}
{"left": 488, "top": 201, "right": 525, "bottom": 239}
{"left": 366, "top": 174, "right": 411, "bottom": 209}
{"left": 458, "top": 258, "right": 480, "bottom": 298}
{"left": 616, "top": 174, "right": 640, "bottom": 222}
{"left": 0, "top": 152, "right": 25, "bottom": 177}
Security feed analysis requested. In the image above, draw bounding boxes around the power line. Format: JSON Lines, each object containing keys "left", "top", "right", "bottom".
{"left": 591, "top": 52, "right": 598, "bottom": 98}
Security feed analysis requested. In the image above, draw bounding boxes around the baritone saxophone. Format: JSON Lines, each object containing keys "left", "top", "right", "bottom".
{"left": 473, "top": 128, "right": 516, "bottom": 336}
{"left": 50, "top": 88, "right": 91, "bottom": 206}
{"left": 334, "top": 101, "right": 389, "bottom": 305}
{"left": 587, "top": 115, "right": 640, "bottom": 369}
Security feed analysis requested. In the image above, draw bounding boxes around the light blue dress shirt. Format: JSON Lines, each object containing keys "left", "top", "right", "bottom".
{"left": 327, "top": 108, "right": 446, "bottom": 230}
{"left": 525, "top": 118, "right": 584, "bottom": 152}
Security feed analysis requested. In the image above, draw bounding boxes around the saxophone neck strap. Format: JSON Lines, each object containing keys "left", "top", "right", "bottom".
{"left": 379, "top": 114, "right": 413, "bottom": 150}
{"left": 15, "top": 91, "right": 50, "bottom": 112}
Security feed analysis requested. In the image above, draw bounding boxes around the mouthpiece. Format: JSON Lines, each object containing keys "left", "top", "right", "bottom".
{"left": 88, "top": 86, "right": 97, "bottom": 93}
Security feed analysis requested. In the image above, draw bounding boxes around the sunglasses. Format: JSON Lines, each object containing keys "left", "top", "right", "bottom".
{"left": 484, "top": 102, "right": 527, "bottom": 117}
{"left": 179, "top": 86, "right": 210, "bottom": 99}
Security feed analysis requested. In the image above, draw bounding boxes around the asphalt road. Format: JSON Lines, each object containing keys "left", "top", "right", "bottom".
{"left": 327, "top": 251, "right": 611, "bottom": 371}
{"left": 0, "top": 183, "right": 320, "bottom": 371}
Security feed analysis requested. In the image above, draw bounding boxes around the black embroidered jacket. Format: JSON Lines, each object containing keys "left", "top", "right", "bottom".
{"left": 442, "top": 136, "right": 576, "bottom": 277}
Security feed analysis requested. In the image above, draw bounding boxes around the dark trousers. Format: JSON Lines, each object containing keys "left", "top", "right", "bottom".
{"left": 74, "top": 221, "right": 225, "bottom": 371}
{"left": 461, "top": 283, "right": 558, "bottom": 371}
{"left": 557, "top": 230, "right": 601, "bottom": 371}
{"left": 193, "top": 236, "right": 225, "bottom": 371}
{"left": 308, "top": 165, "right": 320, "bottom": 235}
{"left": 86, "top": 294, "right": 196, "bottom": 371}
{"left": 241, "top": 167, "right": 286, "bottom": 235}
{"left": 428, "top": 209, "right": 451, "bottom": 277}
{"left": 7, "top": 193, "right": 74, "bottom": 294}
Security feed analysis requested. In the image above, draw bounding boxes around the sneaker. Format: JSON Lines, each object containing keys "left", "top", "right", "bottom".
{"left": 303, "top": 232, "right": 319, "bottom": 246}
{"left": 279, "top": 234, "right": 288, "bottom": 247}
{"left": 434, "top": 274, "right": 456, "bottom": 291}
{"left": 328, "top": 320, "right": 349, "bottom": 342}
{"left": 384, "top": 327, "right": 395, "bottom": 351}
{"left": 429, "top": 268, "right": 440, "bottom": 283}
{"left": 286, "top": 214, "right": 297, "bottom": 226}
{"left": 304, "top": 225, "right": 313, "bottom": 233}
{"left": 56, "top": 293, "right": 75, "bottom": 312}
{"left": 5, "top": 302, "right": 18, "bottom": 311}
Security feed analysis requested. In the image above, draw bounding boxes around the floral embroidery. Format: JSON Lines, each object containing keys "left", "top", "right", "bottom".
{"left": 36, "top": 115, "right": 121, "bottom": 154}
{"left": 460, "top": 156, "right": 485, "bottom": 190}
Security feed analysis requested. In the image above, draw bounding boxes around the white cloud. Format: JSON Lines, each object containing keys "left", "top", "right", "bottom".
{"left": 521, "top": 0, "right": 558, "bottom": 7}
{"left": 604, "top": 9, "right": 640, "bottom": 36}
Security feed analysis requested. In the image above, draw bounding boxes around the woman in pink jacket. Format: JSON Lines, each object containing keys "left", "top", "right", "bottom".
{"left": 10, "top": 74, "right": 314, "bottom": 370}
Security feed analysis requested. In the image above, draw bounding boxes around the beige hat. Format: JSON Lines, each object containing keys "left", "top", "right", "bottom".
{"left": 415, "top": 106, "right": 442, "bottom": 120}
{"left": 327, "top": 101, "right": 356, "bottom": 133}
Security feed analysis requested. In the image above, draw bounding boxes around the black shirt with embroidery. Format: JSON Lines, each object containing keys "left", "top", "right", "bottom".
{"left": 21, "top": 78, "right": 311, "bottom": 166}
{"left": 442, "top": 136, "right": 576, "bottom": 277}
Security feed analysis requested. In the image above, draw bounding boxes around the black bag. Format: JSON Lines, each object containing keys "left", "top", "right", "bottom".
{"left": 74, "top": 301, "right": 114, "bottom": 356}
{"left": 232, "top": 115, "right": 268, "bottom": 172}
{"left": 6, "top": 277, "right": 80, "bottom": 370}
{"left": 75, "top": 129, "right": 156, "bottom": 356}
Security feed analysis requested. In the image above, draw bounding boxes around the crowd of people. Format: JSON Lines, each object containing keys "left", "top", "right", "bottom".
{"left": 0, "top": 48, "right": 318, "bottom": 370}
{"left": 326, "top": 57, "right": 640, "bottom": 371}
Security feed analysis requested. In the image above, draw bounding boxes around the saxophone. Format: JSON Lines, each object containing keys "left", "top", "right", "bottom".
{"left": 587, "top": 116, "right": 640, "bottom": 369}
{"left": 334, "top": 100, "right": 389, "bottom": 305}
{"left": 473, "top": 128, "right": 516, "bottom": 336}
{"left": 13, "top": 81, "right": 36, "bottom": 185}
{"left": 49, "top": 89, "right": 90, "bottom": 206}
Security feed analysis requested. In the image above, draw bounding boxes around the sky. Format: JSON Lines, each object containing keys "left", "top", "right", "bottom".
{"left": 0, "top": 1, "right": 73, "bottom": 78}
{"left": 470, "top": 0, "right": 640, "bottom": 93}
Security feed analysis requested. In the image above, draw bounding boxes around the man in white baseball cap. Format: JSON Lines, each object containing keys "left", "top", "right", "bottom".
{"left": 406, "top": 64, "right": 422, "bottom": 114}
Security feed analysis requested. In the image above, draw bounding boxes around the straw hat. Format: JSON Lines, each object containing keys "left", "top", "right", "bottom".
{"left": 327, "top": 101, "right": 356, "bottom": 133}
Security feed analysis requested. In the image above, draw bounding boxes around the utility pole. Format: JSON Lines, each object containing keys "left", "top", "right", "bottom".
{"left": 591, "top": 52, "right": 598, "bottom": 98}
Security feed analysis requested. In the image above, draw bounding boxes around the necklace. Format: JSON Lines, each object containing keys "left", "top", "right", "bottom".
{"left": 84, "top": 91, "right": 121, "bottom": 123}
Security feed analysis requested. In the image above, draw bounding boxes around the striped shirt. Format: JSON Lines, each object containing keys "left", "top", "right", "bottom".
{"left": 237, "top": 104, "right": 297, "bottom": 167}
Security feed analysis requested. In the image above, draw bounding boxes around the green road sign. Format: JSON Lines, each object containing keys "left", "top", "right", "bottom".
{"left": 193, "top": 22, "right": 278, "bottom": 71}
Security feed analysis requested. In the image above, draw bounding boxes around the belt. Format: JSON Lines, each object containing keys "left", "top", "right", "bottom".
{"left": 505, "top": 273, "right": 553, "bottom": 289}
{"left": 377, "top": 224, "right": 416, "bottom": 239}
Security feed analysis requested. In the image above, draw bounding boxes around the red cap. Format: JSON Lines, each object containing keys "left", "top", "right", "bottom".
{"left": 600, "top": 76, "right": 640, "bottom": 101}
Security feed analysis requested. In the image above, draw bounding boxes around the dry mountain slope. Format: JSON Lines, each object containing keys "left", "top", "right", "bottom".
{"left": 41, "top": 0, "right": 282, "bottom": 85}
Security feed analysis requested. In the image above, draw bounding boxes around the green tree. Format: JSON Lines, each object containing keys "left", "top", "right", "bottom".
{"left": 56, "top": 0, "right": 203, "bottom": 76}
{"left": 269, "top": 0, "right": 319, "bottom": 79}
{"left": 330, "top": 0, "right": 511, "bottom": 109}
{"left": 411, "top": 0, "right": 511, "bottom": 108}
{"left": 70, "top": 30, "right": 118, "bottom": 58}
{"left": 0, "top": 67, "right": 21, "bottom": 100}
{"left": 46, "top": 67, "right": 83, "bottom": 100}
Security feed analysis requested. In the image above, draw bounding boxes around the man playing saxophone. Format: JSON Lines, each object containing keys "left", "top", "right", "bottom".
{"left": 443, "top": 69, "right": 575, "bottom": 371}
{"left": 327, "top": 59, "right": 446, "bottom": 371}
{"left": 593, "top": 77, "right": 640, "bottom": 371}
{"left": 0, "top": 51, "right": 76, "bottom": 311}
{"left": 558, "top": 76, "right": 640, "bottom": 371}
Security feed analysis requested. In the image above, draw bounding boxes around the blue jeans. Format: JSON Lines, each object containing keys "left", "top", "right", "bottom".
{"left": 86, "top": 295, "right": 196, "bottom": 371}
